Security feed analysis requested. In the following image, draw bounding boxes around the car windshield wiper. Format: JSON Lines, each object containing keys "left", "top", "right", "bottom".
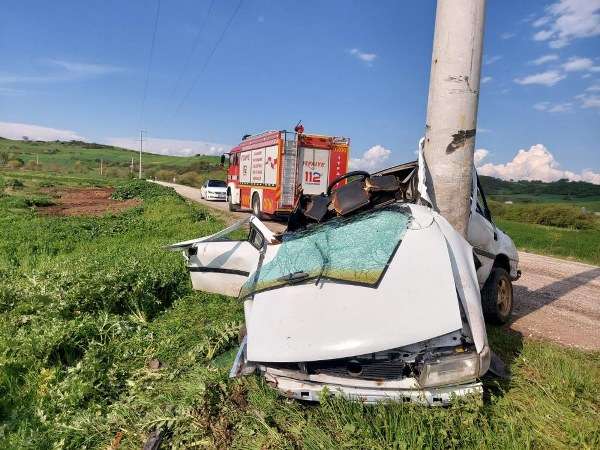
{"left": 276, "top": 271, "right": 309, "bottom": 283}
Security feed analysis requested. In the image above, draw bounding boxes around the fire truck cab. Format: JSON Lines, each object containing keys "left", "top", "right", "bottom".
{"left": 224, "top": 130, "right": 350, "bottom": 218}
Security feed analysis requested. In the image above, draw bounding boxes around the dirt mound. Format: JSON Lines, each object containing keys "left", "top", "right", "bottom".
{"left": 38, "top": 187, "right": 140, "bottom": 216}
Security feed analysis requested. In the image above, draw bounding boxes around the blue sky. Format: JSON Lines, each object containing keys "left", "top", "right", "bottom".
{"left": 1, "top": 0, "right": 599, "bottom": 182}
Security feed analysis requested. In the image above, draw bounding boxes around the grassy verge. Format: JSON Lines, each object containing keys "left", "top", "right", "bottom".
{"left": 1, "top": 177, "right": 599, "bottom": 448}
{"left": 496, "top": 219, "right": 600, "bottom": 266}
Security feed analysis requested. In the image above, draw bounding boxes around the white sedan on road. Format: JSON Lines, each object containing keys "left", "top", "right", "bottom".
{"left": 200, "top": 179, "right": 227, "bottom": 201}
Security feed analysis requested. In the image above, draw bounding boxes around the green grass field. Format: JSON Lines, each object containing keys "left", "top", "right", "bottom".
{"left": 1, "top": 175, "right": 599, "bottom": 449}
{"left": 496, "top": 219, "right": 600, "bottom": 266}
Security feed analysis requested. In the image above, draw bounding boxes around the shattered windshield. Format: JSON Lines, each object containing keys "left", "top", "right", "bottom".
{"left": 240, "top": 204, "right": 411, "bottom": 298}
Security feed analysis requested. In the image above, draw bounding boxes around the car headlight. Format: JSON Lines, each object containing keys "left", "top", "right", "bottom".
{"left": 418, "top": 352, "right": 480, "bottom": 388}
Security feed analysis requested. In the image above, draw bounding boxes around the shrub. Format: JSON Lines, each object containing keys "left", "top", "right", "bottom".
{"left": 24, "top": 160, "right": 40, "bottom": 170}
{"left": 177, "top": 171, "right": 201, "bottom": 187}
{"left": 155, "top": 169, "right": 176, "bottom": 182}
{"left": 24, "top": 196, "right": 55, "bottom": 207}
{"left": 489, "top": 201, "right": 596, "bottom": 230}
{"left": 7, "top": 178, "right": 24, "bottom": 189}
{"left": 7, "top": 159, "right": 24, "bottom": 169}
{"left": 111, "top": 179, "right": 179, "bottom": 201}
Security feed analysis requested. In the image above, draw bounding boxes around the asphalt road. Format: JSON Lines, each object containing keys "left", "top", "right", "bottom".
{"left": 155, "top": 180, "right": 600, "bottom": 351}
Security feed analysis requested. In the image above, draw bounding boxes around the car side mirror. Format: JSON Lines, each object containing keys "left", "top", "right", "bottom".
{"left": 220, "top": 155, "right": 226, "bottom": 166}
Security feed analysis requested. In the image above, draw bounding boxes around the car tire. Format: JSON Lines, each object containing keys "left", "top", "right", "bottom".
{"left": 228, "top": 190, "right": 239, "bottom": 211}
{"left": 481, "top": 267, "right": 513, "bottom": 325}
{"left": 251, "top": 193, "right": 263, "bottom": 219}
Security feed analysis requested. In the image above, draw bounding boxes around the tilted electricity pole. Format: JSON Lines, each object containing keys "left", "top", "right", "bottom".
{"left": 422, "top": 0, "right": 486, "bottom": 237}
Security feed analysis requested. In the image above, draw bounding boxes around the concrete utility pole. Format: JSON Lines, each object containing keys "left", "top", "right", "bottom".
{"left": 423, "top": 0, "right": 486, "bottom": 237}
{"left": 139, "top": 130, "right": 146, "bottom": 179}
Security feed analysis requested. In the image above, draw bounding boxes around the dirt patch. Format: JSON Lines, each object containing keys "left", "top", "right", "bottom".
{"left": 38, "top": 187, "right": 140, "bottom": 216}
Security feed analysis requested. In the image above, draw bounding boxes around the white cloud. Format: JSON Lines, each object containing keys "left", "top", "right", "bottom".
{"left": 105, "top": 136, "right": 230, "bottom": 157}
{"left": 547, "top": 102, "right": 573, "bottom": 112}
{"left": 47, "top": 59, "right": 124, "bottom": 76}
{"left": 0, "top": 121, "right": 86, "bottom": 141}
{"left": 533, "top": 101, "right": 572, "bottom": 112}
{"left": 484, "top": 55, "right": 503, "bottom": 65}
{"left": 348, "top": 48, "right": 377, "bottom": 65}
{"left": 476, "top": 144, "right": 600, "bottom": 184}
{"left": 0, "top": 59, "right": 124, "bottom": 85}
{"left": 533, "top": 16, "right": 552, "bottom": 27}
{"left": 531, "top": 0, "right": 600, "bottom": 48}
{"left": 349, "top": 145, "right": 391, "bottom": 172}
{"left": 533, "top": 29, "right": 555, "bottom": 41}
{"left": 481, "top": 76, "right": 492, "bottom": 84}
{"left": 575, "top": 93, "right": 600, "bottom": 109}
{"left": 562, "top": 56, "right": 594, "bottom": 71}
{"left": 514, "top": 70, "right": 566, "bottom": 86}
{"left": 474, "top": 149, "right": 489, "bottom": 165}
{"left": 501, "top": 32, "right": 516, "bottom": 39}
{"left": 530, "top": 54, "right": 559, "bottom": 65}
{"left": 586, "top": 83, "right": 600, "bottom": 92}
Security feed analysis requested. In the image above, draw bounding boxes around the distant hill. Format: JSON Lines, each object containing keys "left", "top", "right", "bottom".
{"left": 480, "top": 175, "right": 600, "bottom": 200}
{"left": 0, "top": 137, "right": 224, "bottom": 186}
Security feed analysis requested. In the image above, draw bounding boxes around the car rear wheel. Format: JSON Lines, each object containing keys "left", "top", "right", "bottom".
{"left": 252, "top": 193, "right": 263, "bottom": 219}
{"left": 481, "top": 267, "right": 513, "bottom": 324}
{"left": 228, "top": 190, "right": 239, "bottom": 211}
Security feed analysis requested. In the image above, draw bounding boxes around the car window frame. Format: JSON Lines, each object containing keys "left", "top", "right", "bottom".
{"left": 475, "top": 175, "right": 493, "bottom": 222}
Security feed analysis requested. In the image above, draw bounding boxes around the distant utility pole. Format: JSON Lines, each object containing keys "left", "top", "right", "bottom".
{"left": 130, "top": 157, "right": 134, "bottom": 175}
{"left": 100, "top": 158, "right": 103, "bottom": 176}
{"left": 422, "top": 0, "right": 486, "bottom": 237}
{"left": 139, "top": 130, "right": 146, "bottom": 180}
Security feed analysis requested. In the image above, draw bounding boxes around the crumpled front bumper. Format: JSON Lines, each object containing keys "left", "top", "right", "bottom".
{"left": 260, "top": 367, "right": 482, "bottom": 406}
{"left": 230, "top": 337, "right": 485, "bottom": 406}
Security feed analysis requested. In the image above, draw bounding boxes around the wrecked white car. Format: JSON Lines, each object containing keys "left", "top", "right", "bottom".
{"left": 169, "top": 162, "right": 519, "bottom": 405}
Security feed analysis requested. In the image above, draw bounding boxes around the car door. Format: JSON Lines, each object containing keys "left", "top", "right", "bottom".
{"left": 467, "top": 175, "right": 497, "bottom": 285}
{"left": 168, "top": 217, "right": 272, "bottom": 297}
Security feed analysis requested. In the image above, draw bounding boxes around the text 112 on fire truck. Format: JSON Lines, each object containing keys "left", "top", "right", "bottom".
{"left": 222, "top": 127, "right": 350, "bottom": 218}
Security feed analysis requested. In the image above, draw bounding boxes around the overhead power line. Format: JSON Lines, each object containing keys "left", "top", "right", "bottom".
{"left": 139, "top": 0, "right": 162, "bottom": 126}
{"left": 172, "top": 0, "right": 244, "bottom": 116}
{"left": 170, "top": 0, "right": 216, "bottom": 99}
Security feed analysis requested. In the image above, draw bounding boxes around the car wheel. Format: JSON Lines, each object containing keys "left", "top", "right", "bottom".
{"left": 228, "top": 190, "right": 239, "bottom": 211}
{"left": 251, "top": 193, "right": 263, "bottom": 219}
{"left": 481, "top": 267, "right": 513, "bottom": 325}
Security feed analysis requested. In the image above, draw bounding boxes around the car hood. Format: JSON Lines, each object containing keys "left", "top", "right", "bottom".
{"left": 245, "top": 205, "right": 487, "bottom": 363}
{"left": 206, "top": 187, "right": 227, "bottom": 193}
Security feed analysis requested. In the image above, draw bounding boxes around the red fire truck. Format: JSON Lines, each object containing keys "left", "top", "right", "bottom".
{"left": 224, "top": 129, "right": 350, "bottom": 218}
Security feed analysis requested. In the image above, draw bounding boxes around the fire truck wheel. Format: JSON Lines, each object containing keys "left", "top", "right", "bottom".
{"left": 227, "top": 190, "right": 239, "bottom": 211}
{"left": 252, "top": 193, "right": 263, "bottom": 219}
